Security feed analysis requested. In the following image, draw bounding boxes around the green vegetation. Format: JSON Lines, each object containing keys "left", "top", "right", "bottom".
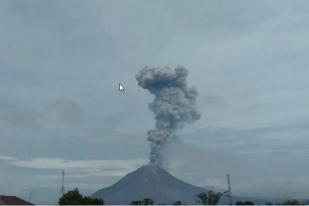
{"left": 197, "top": 190, "right": 222, "bottom": 205}
{"left": 58, "top": 188, "right": 104, "bottom": 205}
{"left": 59, "top": 188, "right": 309, "bottom": 205}
{"left": 130, "top": 198, "right": 154, "bottom": 205}
{"left": 236, "top": 201, "right": 255, "bottom": 205}
{"left": 281, "top": 199, "right": 303, "bottom": 205}
{"left": 265, "top": 199, "right": 307, "bottom": 205}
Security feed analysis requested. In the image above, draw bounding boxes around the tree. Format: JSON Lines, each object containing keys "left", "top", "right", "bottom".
{"left": 130, "top": 198, "right": 154, "bottom": 205}
{"left": 281, "top": 199, "right": 302, "bottom": 205}
{"left": 82, "top": 196, "right": 104, "bottom": 205}
{"left": 143, "top": 198, "right": 154, "bottom": 205}
{"left": 58, "top": 188, "right": 103, "bottom": 205}
{"left": 131, "top": 200, "right": 142, "bottom": 205}
{"left": 172, "top": 200, "right": 182, "bottom": 205}
{"left": 236, "top": 201, "right": 255, "bottom": 205}
{"left": 197, "top": 191, "right": 222, "bottom": 205}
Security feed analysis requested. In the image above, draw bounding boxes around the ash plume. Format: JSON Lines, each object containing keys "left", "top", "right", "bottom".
{"left": 136, "top": 66, "right": 201, "bottom": 167}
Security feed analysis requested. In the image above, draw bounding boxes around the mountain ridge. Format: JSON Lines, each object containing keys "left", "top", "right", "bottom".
{"left": 92, "top": 164, "right": 211, "bottom": 204}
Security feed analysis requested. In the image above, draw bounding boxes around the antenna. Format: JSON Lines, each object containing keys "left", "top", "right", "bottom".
{"left": 61, "top": 170, "right": 65, "bottom": 196}
{"left": 224, "top": 174, "right": 233, "bottom": 205}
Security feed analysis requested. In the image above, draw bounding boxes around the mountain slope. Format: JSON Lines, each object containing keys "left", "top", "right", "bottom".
{"left": 92, "top": 165, "right": 208, "bottom": 204}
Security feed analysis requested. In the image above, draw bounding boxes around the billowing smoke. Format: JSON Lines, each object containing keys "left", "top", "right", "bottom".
{"left": 136, "top": 66, "right": 201, "bottom": 167}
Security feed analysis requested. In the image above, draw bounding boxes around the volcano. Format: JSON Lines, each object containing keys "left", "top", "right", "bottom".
{"left": 92, "top": 165, "right": 209, "bottom": 204}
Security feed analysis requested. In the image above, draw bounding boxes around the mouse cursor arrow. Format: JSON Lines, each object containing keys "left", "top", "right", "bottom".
{"left": 119, "top": 83, "right": 125, "bottom": 92}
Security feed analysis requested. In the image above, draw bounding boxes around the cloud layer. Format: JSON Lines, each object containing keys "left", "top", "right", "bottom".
{"left": 1, "top": 0, "right": 309, "bottom": 203}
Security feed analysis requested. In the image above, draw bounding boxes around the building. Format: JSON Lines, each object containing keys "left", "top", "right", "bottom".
{"left": 0, "top": 195, "right": 33, "bottom": 205}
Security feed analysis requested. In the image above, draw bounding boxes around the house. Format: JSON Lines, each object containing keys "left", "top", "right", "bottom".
{"left": 0, "top": 195, "right": 33, "bottom": 205}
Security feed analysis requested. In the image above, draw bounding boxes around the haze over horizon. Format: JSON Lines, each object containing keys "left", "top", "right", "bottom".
{"left": 1, "top": 0, "right": 309, "bottom": 204}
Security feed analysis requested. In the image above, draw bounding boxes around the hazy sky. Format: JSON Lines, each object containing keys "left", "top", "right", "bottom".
{"left": 1, "top": 0, "right": 309, "bottom": 204}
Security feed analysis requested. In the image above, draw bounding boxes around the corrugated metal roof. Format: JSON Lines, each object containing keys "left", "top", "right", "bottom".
{"left": 0, "top": 195, "right": 33, "bottom": 205}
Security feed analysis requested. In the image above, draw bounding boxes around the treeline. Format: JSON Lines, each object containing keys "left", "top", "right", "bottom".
{"left": 58, "top": 188, "right": 308, "bottom": 205}
{"left": 236, "top": 199, "right": 308, "bottom": 205}
{"left": 128, "top": 190, "right": 221, "bottom": 205}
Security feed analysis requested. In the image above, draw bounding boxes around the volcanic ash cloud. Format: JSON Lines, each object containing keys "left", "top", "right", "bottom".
{"left": 136, "top": 66, "right": 201, "bottom": 167}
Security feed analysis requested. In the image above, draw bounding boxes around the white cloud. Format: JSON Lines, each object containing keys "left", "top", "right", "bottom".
{"left": 4, "top": 156, "right": 147, "bottom": 177}
{"left": 16, "top": 158, "right": 146, "bottom": 176}
{"left": 0, "top": 155, "right": 16, "bottom": 161}
{"left": 1, "top": 0, "right": 309, "bottom": 202}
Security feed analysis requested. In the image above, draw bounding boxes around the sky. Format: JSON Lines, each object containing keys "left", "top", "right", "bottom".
{"left": 1, "top": 0, "right": 309, "bottom": 204}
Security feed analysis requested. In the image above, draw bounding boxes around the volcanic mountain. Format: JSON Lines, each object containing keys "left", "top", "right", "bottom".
{"left": 92, "top": 165, "right": 210, "bottom": 204}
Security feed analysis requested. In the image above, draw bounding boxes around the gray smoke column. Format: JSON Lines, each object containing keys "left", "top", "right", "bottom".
{"left": 136, "top": 66, "right": 201, "bottom": 167}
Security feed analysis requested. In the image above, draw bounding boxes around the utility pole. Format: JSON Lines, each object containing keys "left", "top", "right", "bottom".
{"left": 61, "top": 170, "right": 65, "bottom": 196}
{"left": 224, "top": 174, "right": 233, "bottom": 205}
